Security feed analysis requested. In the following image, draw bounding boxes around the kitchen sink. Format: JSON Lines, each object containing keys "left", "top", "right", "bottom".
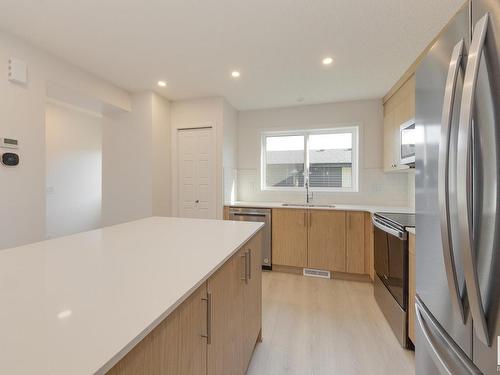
{"left": 281, "top": 203, "right": 336, "bottom": 208}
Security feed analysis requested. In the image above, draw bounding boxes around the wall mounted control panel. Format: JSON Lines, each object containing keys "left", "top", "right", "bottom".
{"left": 2, "top": 153, "right": 19, "bottom": 166}
{"left": 1, "top": 138, "right": 20, "bottom": 167}
{"left": 1, "top": 138, "right": 19, "bottom": 149}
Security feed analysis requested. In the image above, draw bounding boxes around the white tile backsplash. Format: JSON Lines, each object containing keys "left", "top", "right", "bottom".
{"left": 237, "top": 167, "right": 411, "bottom": 207}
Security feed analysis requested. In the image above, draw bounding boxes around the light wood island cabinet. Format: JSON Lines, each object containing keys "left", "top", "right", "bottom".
{"left": 107, "top": 231, "right": 263, "bottom": 375}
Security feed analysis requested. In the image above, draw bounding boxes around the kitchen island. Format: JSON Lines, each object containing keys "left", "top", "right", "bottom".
{"left": 0, "top": 217, "right": 263, "bottom": 375}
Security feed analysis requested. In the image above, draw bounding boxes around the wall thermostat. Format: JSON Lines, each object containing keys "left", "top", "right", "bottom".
{"left": 2, "top": 153, "right": 19, "bottom": 166}
{"left": 1, "top": 138, "right": 18, "bottom": 149}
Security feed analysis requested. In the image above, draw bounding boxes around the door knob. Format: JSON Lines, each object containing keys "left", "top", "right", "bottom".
{"left": 195, "top": 200, "right": 199, "bottom": 203}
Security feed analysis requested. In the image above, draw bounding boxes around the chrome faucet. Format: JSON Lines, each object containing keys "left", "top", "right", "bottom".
{"left": 305, "top": 179, "right": 313, "bottom": 203}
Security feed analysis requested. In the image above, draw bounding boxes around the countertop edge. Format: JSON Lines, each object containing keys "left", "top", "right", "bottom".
{"left": 224, "top": 201, "right": 414, "bottom": 214}
{"left": 95, "top": 223, "right": 264, "bottom": 375}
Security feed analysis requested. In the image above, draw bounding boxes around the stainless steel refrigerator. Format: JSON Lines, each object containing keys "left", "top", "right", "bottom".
{"left": 415, "top": 0, "right": 500, "bottom": 373}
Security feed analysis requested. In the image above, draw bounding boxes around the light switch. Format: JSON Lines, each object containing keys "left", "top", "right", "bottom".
{"left": 8, "top": 58, "right": 28, "bottom": 84}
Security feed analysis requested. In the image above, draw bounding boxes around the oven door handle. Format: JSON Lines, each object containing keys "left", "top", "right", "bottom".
{"left": 372, "top": 216, "right": 406, "bottom": 240}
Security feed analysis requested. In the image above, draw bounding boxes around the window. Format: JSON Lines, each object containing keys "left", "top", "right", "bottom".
{"left": 261, "top": 127, "right": 358, "bottom": 192}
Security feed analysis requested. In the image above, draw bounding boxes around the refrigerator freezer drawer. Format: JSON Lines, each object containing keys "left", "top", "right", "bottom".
{"left": 415, "top": 297, "right": 480, "bottom": 375}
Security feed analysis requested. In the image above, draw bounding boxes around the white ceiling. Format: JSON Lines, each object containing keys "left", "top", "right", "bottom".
{"left": 0, "top": 0, "right": 464, "bottom": 110}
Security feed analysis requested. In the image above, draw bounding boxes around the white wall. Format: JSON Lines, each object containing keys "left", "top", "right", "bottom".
{"left": 102, "top": 92, "right": 171, "bottom": 225}
{"left": 170, "top": 97, "right": 225, "bottom": 219}
{"left": 222, "top": 99, "right": 238, "bottom": 204}
{"left": 0, "top": 31, "right": 171, "bottom": 250}
{"left": 0, "top": 30, "right": 131, "bottom": 250}
{"left": 408, "top": 171, "right": 415, "bottom": 209}
{"left": 152, "top": 94, "right": 171, "bottom": 216}
{"left": 102, "top": 93, "right": 153, "bottom": 225}
{"left": 237, "top": 99, "right": 411, "bottom": 207}
{"left": 46, "top": 102, "right": 102, "bottom": 238}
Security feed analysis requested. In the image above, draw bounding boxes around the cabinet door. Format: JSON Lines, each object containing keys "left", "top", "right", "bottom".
{"left": 408, "top": 233, "right": 416, "bottom": 343}
{"left": 178, "top": 285, "right": 208, "bottom": 375}
{"left": 383, "top": 106, "right": 397, "bottom": 171}
{"left": 106, "top": 283, "right": 207, "bottom": 375}
{"left": 364, "top": 212, "right": 375, "bottom": 280}
{"left": 242, "top": 231, "right": 263, "bottom": 371}
{"left": 346, "top": 211, "right": 365, "bottom": 274}
{"left": 307, "top": 210, "right": 346, "bottom": 272}
{"left": 272, "top": 208, "right": 308, "bottom": 267}
{"left": 383, "top": 74, "right": 415, "bottom": 172}
{"left": 207, "top": 247, "right": 245, "bottom": 375}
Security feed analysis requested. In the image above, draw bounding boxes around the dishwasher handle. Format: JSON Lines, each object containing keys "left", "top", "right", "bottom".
{"left": 231, "top": 212, "right": 268, "bottom": 217}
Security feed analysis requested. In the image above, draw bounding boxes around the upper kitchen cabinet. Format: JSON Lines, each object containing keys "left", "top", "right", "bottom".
{"left": 383, "top": 74, "right": 415, "bottom": 172}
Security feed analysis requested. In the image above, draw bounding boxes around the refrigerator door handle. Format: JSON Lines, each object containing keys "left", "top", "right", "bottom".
{"left": 457, "top": 12, "right": 490, "bottom": 347}
{"left": 415, "top": 297, "right": 481, "bottom": 375}
{"left": 438, "top": 39, "right": 466, "bottom": 323}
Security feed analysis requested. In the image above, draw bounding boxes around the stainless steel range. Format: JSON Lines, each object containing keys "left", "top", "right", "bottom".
{"left": 372, "top": 212, "right": 415, "bottom": 348}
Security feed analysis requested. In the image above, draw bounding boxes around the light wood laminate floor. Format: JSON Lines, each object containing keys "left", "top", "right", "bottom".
{"left": 247, "top": 271, "right": 415, "bottom": 375}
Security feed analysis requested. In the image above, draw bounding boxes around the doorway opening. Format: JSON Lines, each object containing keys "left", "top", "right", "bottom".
{"left": 45, "top": 102, "right": 102, "bottom": 238}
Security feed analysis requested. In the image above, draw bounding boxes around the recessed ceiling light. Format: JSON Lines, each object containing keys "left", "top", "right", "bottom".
{"left": 231, "top": 71, "right": 241, "bottom": 78}
{"left": 322, "top": 57, "right": 334, "bottom": 66}
{"left": 57, "top": 309, "right": 72, "bottom": 320}
{"left": 157, "top": 80, "right": 167, "bottom": 87}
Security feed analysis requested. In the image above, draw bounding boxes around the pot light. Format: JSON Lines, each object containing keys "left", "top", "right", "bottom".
{"left": 157, "top": 80, "right": 167, "bottom": 87}
{"left": 322, "top": 57, "right": 334, "bottom": 66}
{"left": 57, "top": 309, "right": 72, "bottom": 320}
{"left": 231, "top": 71, "right": 241, "bottom": 78}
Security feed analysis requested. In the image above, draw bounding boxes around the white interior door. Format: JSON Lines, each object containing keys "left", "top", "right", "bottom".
{"left": 178, "top": 128, "right": 215, "bottom": 219}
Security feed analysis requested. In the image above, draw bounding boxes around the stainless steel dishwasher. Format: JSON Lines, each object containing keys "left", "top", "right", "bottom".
{"left": 228, "top": 207, "right": 272, "bottom": 269}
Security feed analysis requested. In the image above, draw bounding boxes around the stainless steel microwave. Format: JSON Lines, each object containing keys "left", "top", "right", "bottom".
{"left": 400, "top": 119, "right": 415, "bottom": 165}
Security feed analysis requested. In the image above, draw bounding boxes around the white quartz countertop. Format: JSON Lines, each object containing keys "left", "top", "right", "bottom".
{"left": 0, "top": 217, "right": 263, "bottom": 375}
{"left": 226, "top": 201, "right": 414, "bottom": 214}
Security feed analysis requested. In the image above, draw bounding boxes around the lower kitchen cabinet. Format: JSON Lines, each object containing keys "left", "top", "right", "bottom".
{"left": 272, "top": 208, "right": 308, "bottom": 268}
{"left": 242, "top": 232, "right": 263, "bottom": 370}
{"left": 107, "top": 284, "right": 207, "bottom": 375}
{"left": 307, "top": 210, "right": 346, "bottom": 272}
{"left": 346, "top": 211, "right": 365, "bottom": 274}
{"left": 271, "top": 208, "right": 371, "bottom": 276}
{"left": 208, "top": 231, "right": 262, "bottom": 375}
{"left": 107, "top": 231, "right": 263, "bottom": 375}
{"left": 207, "top": 246, "right": 245, "bottom": 375}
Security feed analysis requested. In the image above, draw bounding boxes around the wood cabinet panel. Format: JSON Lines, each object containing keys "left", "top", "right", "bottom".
{"left": 107, "top": 284, "right": 207, "bottom": 375}
{"left": 408, "top": 232, "right": 416, "bottom": 344}
{"left": 364, "top": 212, "right": 374, "bottom": 280}
{"left": 346, "top": 211, "right": 365, "bottom": 274}
{"left": 107, "top": 230, "right": 264, "bottom": 375}
{"left": 272, "top": 208, "right": 308, "bottom": 268}
{"left": 383, "top": 108, "right": 397, "bottom": 171}
{"left": 207, "top": 247, "right": 245, "bottom": 375}
{"left": 243, "top": 232, "right": 263, "bottom": 371}
{"left": 383, "top": 74, "right": 415, "bottom": 172}
{"left": 307, "top": 210, "right": 346, "bottom": 272}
